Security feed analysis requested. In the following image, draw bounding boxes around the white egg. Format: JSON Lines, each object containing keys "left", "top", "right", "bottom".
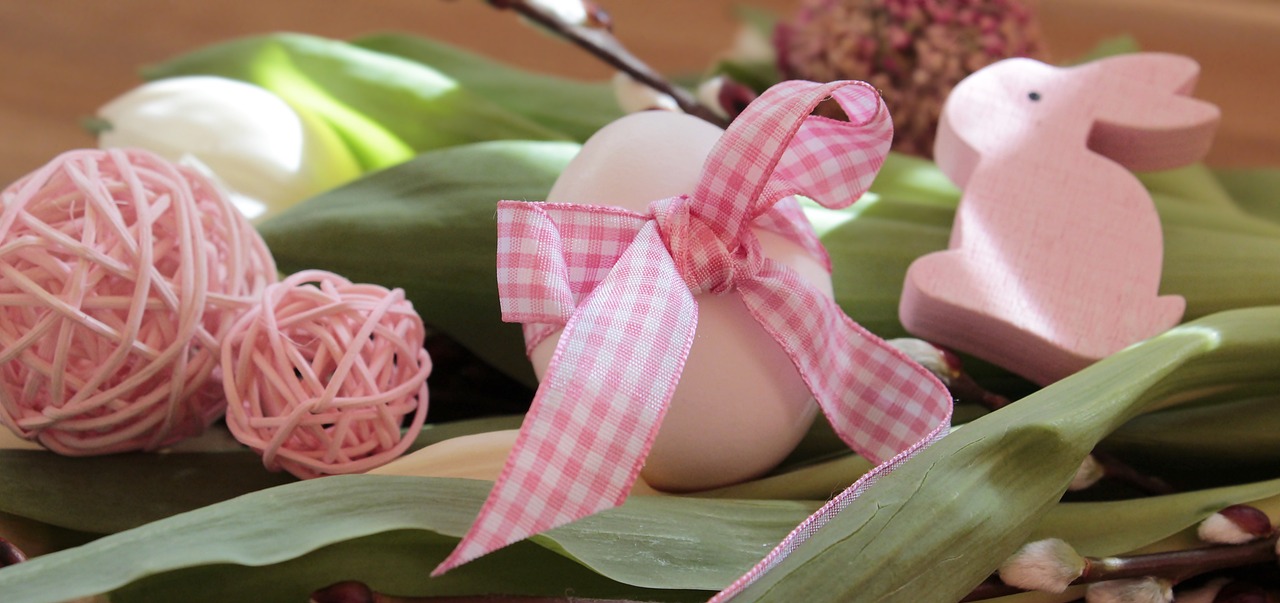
{"left": 533, "top": 110, "right": 834, "bottom": 492}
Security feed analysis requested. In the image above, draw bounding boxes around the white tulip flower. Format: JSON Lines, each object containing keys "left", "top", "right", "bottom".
{"left": 97, "top": 75, "right": 360, "bottom": 221}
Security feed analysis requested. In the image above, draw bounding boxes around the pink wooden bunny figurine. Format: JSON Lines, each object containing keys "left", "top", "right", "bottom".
{"left": 900, "top": 54, "right": 1220, "bottom": 385}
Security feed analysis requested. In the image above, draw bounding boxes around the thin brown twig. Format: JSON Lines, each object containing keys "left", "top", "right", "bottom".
{"left": 944, "top": 369, "right": 1012, "bottom": 411}
{"left": 482, "top": 0, "right": 729, "bottom": 127}
{"left": 1092, "top": 449, "right": 1177, "bottom": 496}
{"left": 962, "top": 536, "right": 1280, "bottom": 602}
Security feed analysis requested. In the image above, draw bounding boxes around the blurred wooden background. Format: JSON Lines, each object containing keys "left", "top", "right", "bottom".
{"left": 0, "top": 0, "right": 1276, "bottom": 187}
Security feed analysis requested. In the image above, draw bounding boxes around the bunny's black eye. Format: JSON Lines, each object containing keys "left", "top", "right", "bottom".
{"left": 1028, "top": 91, "right": 1042, "bottom": 101}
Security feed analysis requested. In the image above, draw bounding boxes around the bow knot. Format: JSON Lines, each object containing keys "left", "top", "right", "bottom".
{"left": 650, "top": 195, "right": 764, "bottom": 295}
{"left": 442, "top": 80, "right": 953, "bottom": 599}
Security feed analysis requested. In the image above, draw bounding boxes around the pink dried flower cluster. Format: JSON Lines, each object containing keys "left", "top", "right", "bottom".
{"left": 777, "top": 0, "right": 1044, "bottom": 157}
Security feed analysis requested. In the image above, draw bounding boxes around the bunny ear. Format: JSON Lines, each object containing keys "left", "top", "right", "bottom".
{"left": 1081, "top": 53, "right": 1221, "bottom": 171}
{"left": 1087, "top": 52, "right": 1202, "bottom": 94}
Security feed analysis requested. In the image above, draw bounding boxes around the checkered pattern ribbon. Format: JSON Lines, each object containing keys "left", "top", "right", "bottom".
{"left": 433, "top": 80, "right": 954, "bottom": 583}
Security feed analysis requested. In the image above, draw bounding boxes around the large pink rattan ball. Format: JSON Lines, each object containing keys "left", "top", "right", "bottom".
{"left": 222, "top": 270, "right": 431, "bottom": 479}
{"left": 0, "top": 148, "right": 277, "bottom": 455}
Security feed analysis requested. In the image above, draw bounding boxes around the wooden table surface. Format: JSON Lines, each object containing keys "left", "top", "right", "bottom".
{"left": 0, "top": 0, "right": 1277, "bottom": 188}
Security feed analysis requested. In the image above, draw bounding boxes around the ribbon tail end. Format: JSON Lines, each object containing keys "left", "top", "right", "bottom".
{"left": 433, "top": 532, "right": 499, "bottom": 577}
{"left": 431, "top": 551, "right": 467, "bottom": 577}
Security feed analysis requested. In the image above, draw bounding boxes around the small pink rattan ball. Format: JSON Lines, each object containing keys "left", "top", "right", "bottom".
{"left": 221, "top": 270, "right": 431, "bottom": 479}
{"left": 0, "top": 148, "right": 277, "bottom": 455}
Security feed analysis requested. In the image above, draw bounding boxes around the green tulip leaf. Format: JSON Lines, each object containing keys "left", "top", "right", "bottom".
{"left": 0, "top": 511, "right": 97, "bottom": 559}
{"left": 1162, "top": 226, "right": 1280, "bottom": 319}
{"left": 869, "top": 152, "right": 963, "bottom": 206}
{"left": 731, "top": 307, "right": 1280, "bottom": 602}
{"left": 258, "top": 140, "right": 581, "bottom": 386}
{"left": 806, "top": 194, "right": 952, "bottom": 339}
{"left": 691, "top": 454, "right": 873, "bottom": 501}
{"left": 1033, "top": 477, "right": 1280, "bottom": 556}
{"left": 533, "top": 496, "right": 816, "bottom": 591}
{"left": 1214, "top": 167, "right": 1280, "bottom": 226}
{"left": 143, "top": 33, "right": 567, "bottom": 170}
{"left": 354, "top": 33, "right": 622, "bottom": 142}
{"left": 411, "top": 414, "right": 527, "bottom": 449}
{"left": 1137, "top": 163, "right": 1240, "bottom": 210}
{"left": 1102, "top": 393, "right": 1280, "bottom": 484}
{"left": 0, "top": 475, "right": 820, "bottom": 603}
{"left": 108, "top": 529, "right": 709, "bottom": 603}
{"left": 1066, "top": 35, "right": 1141, "bottom": 65}
{"left": 0, "top": 415, "right": 526, "bottom": 536}
{"left": 0, "top": 448, "right": 294, "bottom": 534}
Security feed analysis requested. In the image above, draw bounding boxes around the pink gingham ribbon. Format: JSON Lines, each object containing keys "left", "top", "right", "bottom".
{"left": 434, "top": 80, "right": 953, "bottom": 583}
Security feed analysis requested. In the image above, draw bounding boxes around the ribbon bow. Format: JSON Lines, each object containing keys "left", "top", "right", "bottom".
{"left": 435, "top": 80, "right": 953, "bottom": 586}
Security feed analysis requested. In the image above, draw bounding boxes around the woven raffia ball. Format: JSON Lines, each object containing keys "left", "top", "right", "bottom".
{"left": 0, "top": 148, "right": 277, "bottom": 455}
{"left": 222, "top": 270, "right": 431, "bottom": 479}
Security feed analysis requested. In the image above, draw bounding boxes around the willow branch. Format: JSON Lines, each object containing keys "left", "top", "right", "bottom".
{"left": 483, "top": 0, "right": 729, "bottom": 127}
{"left": 962, "top": 536, "right": 1279, "bottom": 602}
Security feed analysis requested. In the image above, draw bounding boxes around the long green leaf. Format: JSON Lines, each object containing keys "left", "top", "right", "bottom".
{"left": 258, "top": 140, "right": 581, "bottom": 386}
{"left": 1152, "top": 191, "right": 1280, "bottom": 239}
{"left": 0, "top": 416, "right": 525, "bottom": 535}
{"left": 1137, "top": 164, "right": 1240, "bottom": 210}
{"left": 869, "top": 152, "right": 963, "bottom": 206}
{"left": 5, "top": 363, "right": 1279, "bottom": 602}
{"left": 1102, "top": 393, "right": 1280, "bottom": 482}
{"left": 690, "top": 455, "right": 872, "bottom": 501}
{"left": 810, "top": 194, "right": 951, "bottom": 339}
{"left": 1064, "top": 35, "right": 1141, "bottom": 65}
{"left": 1163, "top": 226, "right": 1280, "bottom": 319}
{"left": 731, "top": 307, "right": 1280, "bottom": 602}
{"left": 1031, "top": 477, "right": 1280, "bottom": 556}
{"left": 1215, "top": 167, "right": 1280, "bottom": 226}
{"left": 534, "top": 497, "right": 815, "bottom": 591}
{"left": 143, "top": 33, "right": 567, "bottom": 170}
{"left": 108, "top": 530, "right": 709, "bottom": 603}
{"left": 410, "top": 414, "right": 527, "bottom": 450}
{"left": 0, "top": 511, "right": 96, "bottom": 558}
{"left": 0, "top": 448, "right": 293, "bottom": 534}
{"left": 0, "top": 475, "right": 816, "bottom": 602}
{"left": 6, "top": 461, "right": 1278, "bottom": 602}
{"left": 354, "top": 33, "right": 622, "bottom": 142}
